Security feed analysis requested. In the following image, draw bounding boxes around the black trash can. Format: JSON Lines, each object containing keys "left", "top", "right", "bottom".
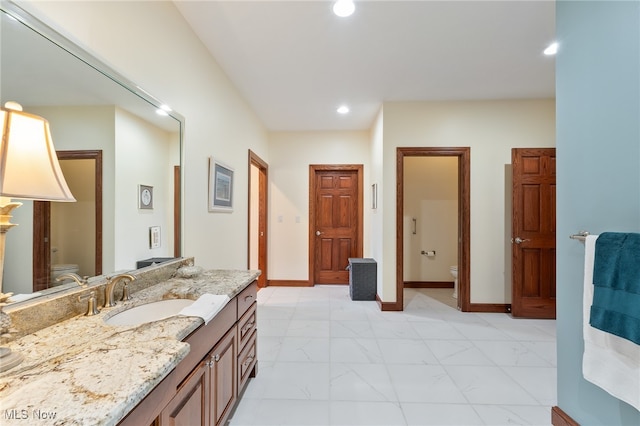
{"left": 347, "top": 258, "right": 377, "bottom": 301}
{"left": 136, "top": 257, "right": 176, "bottom": 269}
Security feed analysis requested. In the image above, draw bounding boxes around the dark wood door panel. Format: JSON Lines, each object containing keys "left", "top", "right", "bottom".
{"left": 512, "top": 148, "right": 556, "bottom": 318}
{"left": 310, "top": 166, "right": 362, "bottom": 285}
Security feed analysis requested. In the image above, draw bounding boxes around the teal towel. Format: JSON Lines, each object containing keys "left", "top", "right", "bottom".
{"left": 593, "top": 232, "right": 640, "bottom": 294}
{"left": 591, "top": 232, "right": 640, "bottom": 345}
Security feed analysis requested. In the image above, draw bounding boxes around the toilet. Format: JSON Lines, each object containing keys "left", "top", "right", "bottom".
{"left": 51, "top": 264, "right": 80, "bottom": 286}
{"left": 449, "top": 266, "right": 458, "bottom": 299}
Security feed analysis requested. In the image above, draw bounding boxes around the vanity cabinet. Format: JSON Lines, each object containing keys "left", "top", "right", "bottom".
{"left": 118, "top": 281, "right": 258, "bottom": 426}
{"left": 159, "top": 359, "right": 208, "bottom": 426}
{"left": 208, "top": 327, "right": 237, "bottom": 426}
{"left": 237, "top": 303, "right": 257, "bottom": 391}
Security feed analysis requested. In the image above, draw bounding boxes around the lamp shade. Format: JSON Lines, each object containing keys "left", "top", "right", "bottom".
{"left": 0, "top": 102, "right": 75, "bottom": 202}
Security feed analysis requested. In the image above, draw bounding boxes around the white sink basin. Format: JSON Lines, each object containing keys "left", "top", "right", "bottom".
{"left": 105, "top": 299, "right": 194, "bottom": 326}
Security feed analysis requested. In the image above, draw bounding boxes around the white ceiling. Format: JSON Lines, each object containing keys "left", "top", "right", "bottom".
{"left": 174, "top": 0, "right": 556, "bottom": 132}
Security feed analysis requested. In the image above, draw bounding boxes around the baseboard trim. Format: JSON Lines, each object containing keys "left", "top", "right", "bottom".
{"left": 404, "top": 281, "right": 454, "bottom": 288}
{"left": 467, "top": 303, "right": 510, "bottom": 313}
{"left": 376, "top": 294, "right": 402, "bottom": 311}
{"left": 551, "top": 406, "right": 579, "bottom": 426}
{"left": 267, "top": 280, "right": 311, "bottom": 287}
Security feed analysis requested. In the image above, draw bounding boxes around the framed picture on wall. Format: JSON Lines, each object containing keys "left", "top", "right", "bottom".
{"left": 208, "top": 157, "right": 234, "bottom": 212}
{"left": 139, "top": 184, "right": 153, "bottom": 210}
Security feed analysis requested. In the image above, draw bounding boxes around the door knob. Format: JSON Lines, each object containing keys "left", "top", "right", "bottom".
{"left": 316, "top": 231, "right": 323, "bottom": 236}
{"left": 514, "top": 237, "right": 531, "bottom": 244}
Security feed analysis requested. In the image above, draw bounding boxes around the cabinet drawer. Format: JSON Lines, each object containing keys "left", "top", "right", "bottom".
{"left": 237, "top": 303, "right": 257, "bottom": 352}
{"left": 237, "top": 330, "right": 257, "bottom": 392}
{"left": 237, "top": 281, "right": 257, "bottom": 318}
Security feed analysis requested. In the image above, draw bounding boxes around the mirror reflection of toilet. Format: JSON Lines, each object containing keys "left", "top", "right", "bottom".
{"left": 449, "top": 266, "right": 458, "bottom": 299}
{"left": 51, "top": 264, "right": 79, "bottom": 286}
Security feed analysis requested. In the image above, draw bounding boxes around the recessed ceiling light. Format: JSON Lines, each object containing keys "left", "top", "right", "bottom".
{"left": 337, "top": 105, "right": 350, "bottom": 114}
{"left": 159, "top": 104, "right": 172, "bottom": 112}
{"left": 156, "top": 109, "right": 169, "bottom": 116}
{"left": 333, "top": 0, "right": 355, "bottom": 18}
{"left": 544, "top": 42, "right": 558, "bottom": 56}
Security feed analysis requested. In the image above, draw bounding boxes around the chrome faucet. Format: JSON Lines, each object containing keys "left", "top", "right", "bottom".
{"left": 56, "top": 273, "right": 88, "bottom": 288}
{"left": 103, "top": 274, "right": 136, "bottom": 308}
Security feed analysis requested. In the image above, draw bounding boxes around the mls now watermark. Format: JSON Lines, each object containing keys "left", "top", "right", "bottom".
{"left": 4, "top": 409, "right": 58, "bottom": 421}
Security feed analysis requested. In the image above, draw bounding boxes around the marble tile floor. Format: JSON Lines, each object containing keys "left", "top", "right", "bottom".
{"left": 228, "top": 286, "right": 556, "bottom": 426}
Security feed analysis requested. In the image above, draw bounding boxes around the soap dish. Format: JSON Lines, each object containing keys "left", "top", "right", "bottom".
{"left": 176, "top": 265, "right": 203, "bottom": 278}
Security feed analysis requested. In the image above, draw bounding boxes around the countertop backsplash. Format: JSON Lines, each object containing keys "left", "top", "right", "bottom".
{"left": 4, "top": 257, "right": 194, "bottom": 339}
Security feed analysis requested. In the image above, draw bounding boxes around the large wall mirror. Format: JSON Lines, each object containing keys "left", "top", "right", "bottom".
{"left": 1, "top": 3, "right": 183, "bottom": 301}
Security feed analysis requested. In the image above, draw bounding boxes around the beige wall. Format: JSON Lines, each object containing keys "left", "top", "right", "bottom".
{"left": 114, "top": 108, "right": 175, "bottom": 270}
{"left": 22, "top": 0, "right": 270, "bottom": 271}
{"left": 20, "top": 3, "right": 555, "bottom": 305}
{"left": 403, "top": 157, "right": 458, "bottom": 282}
{"left": 377, "top": 99, "right": 555, "bottom": 304}
{"left": 369, "top": 109, "right": 385, "bottom": 296}
{"left": 268, "top": 131, "right": 371, "bottom": 281}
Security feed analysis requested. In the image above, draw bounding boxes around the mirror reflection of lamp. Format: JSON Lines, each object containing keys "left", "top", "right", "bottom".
{"left": 0, "top": 101, "right": 76, "bottom": 372}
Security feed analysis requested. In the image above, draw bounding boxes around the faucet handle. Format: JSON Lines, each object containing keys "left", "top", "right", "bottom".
{"left": 78, "top": 291, "right": 100, "bottom": 316}
{"left": 120, "top": 283, "right": 132, "bottom": 302}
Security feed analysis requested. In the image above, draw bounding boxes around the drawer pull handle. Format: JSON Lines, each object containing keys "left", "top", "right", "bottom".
{"left": 244, "top": 295, "right": 253, "bottom": 302}
{"left": 242, "top": 355, "right": 255, "bottom": 368}
{"left": 212, "top": 354, "right": 220, "bottom": 362}
{"left": 241, "top": 321, "right": 255, "bottom": 334}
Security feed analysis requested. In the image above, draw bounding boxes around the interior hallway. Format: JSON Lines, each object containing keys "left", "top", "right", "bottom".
{"left": 229, "top": 286, "right": 556, "bottom": 425}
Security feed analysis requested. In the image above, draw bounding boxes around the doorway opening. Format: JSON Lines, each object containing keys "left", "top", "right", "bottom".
{"left": 396, "top": 147, "right": 470, "bottom": 311}
{"left": 248, "top": 150, "right": 268, "bottom": 288}
{"left": 33, "top": 150, "right": 102, "bottom": 291}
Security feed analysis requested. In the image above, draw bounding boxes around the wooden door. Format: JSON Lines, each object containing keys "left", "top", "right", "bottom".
{"left": 512, "top": 148, "right": 556, "bottom": 318}
{"left": 310, "top": 166, "right": 363, "bottom": 285}
{"left": 248, "top": 151, "right": 268, "bottom": 288}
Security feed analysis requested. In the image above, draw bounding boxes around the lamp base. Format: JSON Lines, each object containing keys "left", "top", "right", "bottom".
{"left": 0, "top": 305, "right": 22, "bottom": 371}
{"left": 0, "top": 346, "right": 23, "bottom": 372}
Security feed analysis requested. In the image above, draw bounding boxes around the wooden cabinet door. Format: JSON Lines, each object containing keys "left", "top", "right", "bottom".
{"left": 160, "top": 360, "right": 209, "bottom": 426}
{"left": 209, "top": 327, "right": 237, "bottom": 426}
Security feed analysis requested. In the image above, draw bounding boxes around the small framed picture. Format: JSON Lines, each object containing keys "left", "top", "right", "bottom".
{"left": 149, "top": 226, "right": 161, "bottom": 249}
{"left": 208, "top": 157, "right": 234, "bottom": 212}
{"left": 139, "top": 184, "right": 153, "bottom": 210}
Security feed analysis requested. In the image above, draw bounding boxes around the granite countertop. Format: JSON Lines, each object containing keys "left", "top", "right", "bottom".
{"left": 0, "top": 269, "right": 260, "bottom": 425}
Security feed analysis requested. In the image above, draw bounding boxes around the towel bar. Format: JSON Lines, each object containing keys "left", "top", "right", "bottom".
{"left": 570, "top": 231, "right": 590, "bottom": 241}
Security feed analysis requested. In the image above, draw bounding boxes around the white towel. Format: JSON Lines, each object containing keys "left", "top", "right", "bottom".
{"left": 582, "top": 234, "right": 640, "bottom": 411}
{"left": 179, "top": 294, "right": 230, "bottom": 325}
